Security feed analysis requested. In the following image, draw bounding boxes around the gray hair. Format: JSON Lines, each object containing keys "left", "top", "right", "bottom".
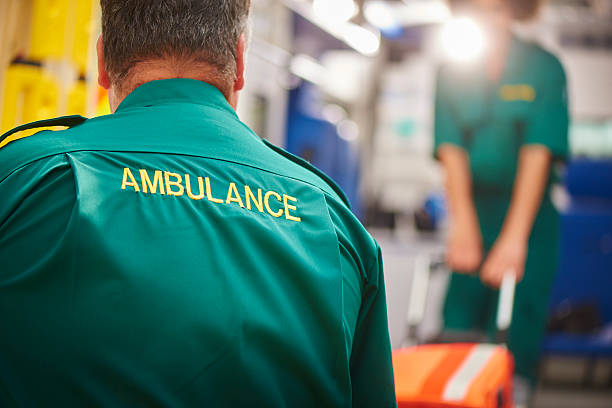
{"left": 100, "top": 0, "right": 251, "bottom": 90}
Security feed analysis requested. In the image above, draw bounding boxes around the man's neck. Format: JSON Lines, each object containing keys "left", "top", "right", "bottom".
{"left": 109, "top": 60, "right": 233, "bottom": 112}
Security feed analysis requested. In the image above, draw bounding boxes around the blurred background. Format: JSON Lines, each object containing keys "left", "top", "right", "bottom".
{"left": 1, "top": 0, "right": 611, "bottom": 406}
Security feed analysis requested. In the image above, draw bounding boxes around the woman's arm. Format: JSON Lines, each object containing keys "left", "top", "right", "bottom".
{"left": 438, "top": 144, "right": 483, "bottom": 273}
{"left": 480, "top": 144, "right": 552, "bottom": 288}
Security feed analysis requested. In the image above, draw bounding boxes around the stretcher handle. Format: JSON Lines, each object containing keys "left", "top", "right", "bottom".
{"left": 401, "top": 255, "right": 446, "bottom": 347}
{"left": 403, "top": 259, "right": 516, "bottom": 346}
{"left": 495, "top": 270, "right": 516, "bottom": 344}
{"left": 406, "top": 255, "right": 431, "bottom": 327}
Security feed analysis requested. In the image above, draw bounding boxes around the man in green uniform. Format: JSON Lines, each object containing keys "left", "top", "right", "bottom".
{"left": 0, "top": 1, "right": 396, "bottom": 406}
{"left": 435, "top": 0, "right": 568, "bottom": 404}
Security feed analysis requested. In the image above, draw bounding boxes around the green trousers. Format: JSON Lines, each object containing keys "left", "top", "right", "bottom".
{"left": 443, "top": 195, "right": 560, "bottom": 385}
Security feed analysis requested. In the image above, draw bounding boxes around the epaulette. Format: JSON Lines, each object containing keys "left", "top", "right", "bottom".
{"left": 263, "top": 139, "right": 351, "bottom": 209}
{"left": 0, "top": 115, "right": 87, "bottom": 149}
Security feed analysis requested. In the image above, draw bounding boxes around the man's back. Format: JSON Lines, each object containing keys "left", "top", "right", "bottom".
{"left": 0, "top": 79, "right": 395, "bottom": 407}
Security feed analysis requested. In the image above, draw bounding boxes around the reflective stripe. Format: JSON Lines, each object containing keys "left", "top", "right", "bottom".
{"left": 442, "top": 344, "right": 498, "bottom": 401}
{"left": 0, "top": 127, "right": 58, "bottom": 149}
{"left": 0, "top": 132, "right": 31, "bottom": 149}
{"left": 496, "top": 271, "right": 516, "bottom": 332}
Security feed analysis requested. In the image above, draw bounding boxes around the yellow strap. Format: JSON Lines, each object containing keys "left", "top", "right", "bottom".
{"left": 0, "top": 115, "right": 86, "bottom": 150}
{"left": 0, "top": 126, "right": 65, "bottom": 149}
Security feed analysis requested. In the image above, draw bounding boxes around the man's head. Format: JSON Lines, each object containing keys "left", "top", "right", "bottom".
{"left": 97, "top": 0, "right": 251, "bottom": 111}
{"left": 448, "top": 0, "right": 542, "bottom": 21}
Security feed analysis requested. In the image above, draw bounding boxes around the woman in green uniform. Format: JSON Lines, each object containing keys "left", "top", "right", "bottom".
{"left": 434, "top": 0, "right": 569, "bottom": 404}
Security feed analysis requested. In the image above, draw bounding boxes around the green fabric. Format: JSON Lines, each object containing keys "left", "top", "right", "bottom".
{"left": 434, "top": 36, "right": 569, "bottom": 192}
{"left": 434, "top": 37, "right": 569, "bottom": 384}
{"left": 0, "top": 79, "right": 395, "bottom": 407}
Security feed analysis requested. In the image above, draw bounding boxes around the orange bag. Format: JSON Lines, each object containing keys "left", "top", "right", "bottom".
{"left": 393, "top": 343, "right": 514, "bottom": 408}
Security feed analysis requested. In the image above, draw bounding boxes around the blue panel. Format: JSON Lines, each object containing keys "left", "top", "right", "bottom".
{"left": 285, "top": 84, "right": 363, "bottom": 218}
{"left": 333, "top": 136, "right": 361, "bottom": 218}
{"left": 543, "top": 160, "right": 612, "bottom": 357}
{"left": 542, "top": 333, "right": 612, "bottom": 357}
{"left": 549, "top": 203, "right": 612, "bottom": 322}
{"left": 565, "top": 159, "right": 612, "bottom": 200}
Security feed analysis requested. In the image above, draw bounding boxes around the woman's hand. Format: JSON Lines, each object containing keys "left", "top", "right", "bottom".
{"left": 480, "top": 234, "right": 527, "bottom": 288}
{"left": 446, "top": 220, "right": 483, "bottom": 274}
{"left": 479, "top": 145, "right": 551, "bottom": 288}
{"left": 438, "top": 144, "right": 483, "bottom": 274}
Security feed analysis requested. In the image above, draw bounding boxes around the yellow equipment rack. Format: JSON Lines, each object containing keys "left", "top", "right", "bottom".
{"left": 0, "top": 0, "right": 107, "bottom": 135}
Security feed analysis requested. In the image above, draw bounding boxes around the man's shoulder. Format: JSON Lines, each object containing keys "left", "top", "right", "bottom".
{"left": 263, "top": 144, "right": 380, "bottom": 272}
{"left": 0, "top": 115, "right": 90, "bottom": 181}
{"left": 259, "top": 139, "right": 351, "bottom": 209}
{"left": 255, "top": 141, "right": 375, "bottom": 255}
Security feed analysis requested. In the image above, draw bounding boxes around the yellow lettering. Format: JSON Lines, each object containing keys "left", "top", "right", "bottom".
{"left": 245, "top": 186, "right": 264, "bottom": 212}
{"left": 283, "top": 194, "right": 301, "bottom": 222}
{"left": 264, "top": 191, "right": 284, "bottom": 218}
{"left": 500, "top": 86, "right": 516, "bottom": 101}
{"left": 522, "top": 85, "right": 536, "bottom": 102}
{"left": 164, "top": 172, "right": 184, "bottom": 196}
{"left": 500, "top": 85, "right": 536, "bottom": 102}
{"left": 185, "top": 174, "right": 205, "bottom": 200}
{"left": 121, "top": 168, "right": 140, "bottom": 192}
{"left": 226, "top": 182, "right": 245, "bottom": 208}
{"left": 140, "top": 169, "right": 165, "bottom": 195}
{"left": 122, "top": 168, "right": 301, "bottom": 222}
{"left": 205, "top": 177, "right": 224, "bottom": 203}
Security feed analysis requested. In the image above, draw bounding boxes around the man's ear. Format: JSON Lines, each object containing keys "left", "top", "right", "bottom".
{"left": 233, "top": 33, "right": 246, "bottom": 92}
{"left": 97, "top": 35, "right": 110, "bottom": 90}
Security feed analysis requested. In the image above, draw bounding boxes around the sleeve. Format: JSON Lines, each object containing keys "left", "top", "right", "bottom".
{"left": 0, "top": 155, "right": 76, "bottom": 280}
{"left": 433, "top": 66, "right": 464, "bottom": 159}
{"left": 524, "top": 57, "right": 569, "bottom": 160}
{"left": 349, "top": 245, "right": 397, "bottom": 407}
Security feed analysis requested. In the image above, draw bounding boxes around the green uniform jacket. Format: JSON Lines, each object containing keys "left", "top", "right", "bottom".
{"left": 434, "top": 36, "right": 569, "bottom": 383}
{"left": 0, "top": 79, "right": 396, "bottom": 407}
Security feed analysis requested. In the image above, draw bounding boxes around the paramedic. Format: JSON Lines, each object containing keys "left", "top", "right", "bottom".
{"left": 435, "top": 0, "right": 568, "bottom": 402}
{"left": 0, "top": 1, "right": 396, "bottom": 406}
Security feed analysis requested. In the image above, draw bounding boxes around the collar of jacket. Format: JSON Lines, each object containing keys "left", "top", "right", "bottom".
{"left": 115, "top": 78, "right": 237, "bottom": 118}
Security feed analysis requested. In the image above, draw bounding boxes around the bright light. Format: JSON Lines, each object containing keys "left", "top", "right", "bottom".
{"left": 342, "top": 23, "right": 380, "bottom": 56}
{"left": 398, "top": 0, "right": 451, "bottom": 26}
{"left": 313, "top": 0, "right": 357, "bottom": 24}
{"left": 440, "top": 17, "right": 485, "bottom": 63}
{"left": 322, "top": 104, "right": 347, "bottom": 124}
{"left": 337, "top": 120, "right": 359, "bottom": 142}
{"left": 364, "top": 1, "right": 398, "bottom": 31}
{"left": 289, "top": 54, "right": 326, "bottom": 85}
{"left": 320, "top": 51, "right": 371, "bottom": 101}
